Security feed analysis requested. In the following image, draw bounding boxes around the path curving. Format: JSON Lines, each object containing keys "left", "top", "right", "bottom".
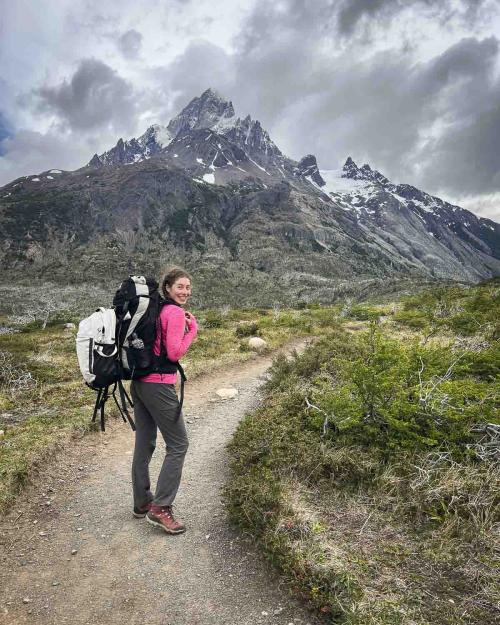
{"left": 0, "top": 341, "right": 320, "bottom": 625}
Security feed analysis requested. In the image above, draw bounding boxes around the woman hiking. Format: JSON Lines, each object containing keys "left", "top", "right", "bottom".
{"left": 130, "top": 267, "right": 198, "bottom": 534}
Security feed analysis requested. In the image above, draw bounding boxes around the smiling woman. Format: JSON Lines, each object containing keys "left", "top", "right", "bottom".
{"left": 130, "top": 266, "right": 198, "bottom": 535}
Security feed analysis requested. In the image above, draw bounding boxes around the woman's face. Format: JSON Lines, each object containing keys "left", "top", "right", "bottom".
{"left": 167, "top": 277, "right": 192, "bottom": 306}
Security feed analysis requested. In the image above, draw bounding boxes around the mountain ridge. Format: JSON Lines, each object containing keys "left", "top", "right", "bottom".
{"left": 0, "top": 88, "right": 499, "bottom": 305}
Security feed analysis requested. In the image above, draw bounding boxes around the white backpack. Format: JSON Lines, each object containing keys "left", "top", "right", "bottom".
{"left": 76, "top": 307, "right": 134, "bottom": 431}
{"left": 76, "top": 308, "right": 118, "bottom": 386}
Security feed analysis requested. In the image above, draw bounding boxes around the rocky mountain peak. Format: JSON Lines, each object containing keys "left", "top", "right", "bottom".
{"left": 342, "top": 156, "right": 359, "bottom": 178}
{"left": 295, "top": 154, "right": 325, "bottom": 187}
{"left": 342, "top": 156, "right": 389, "bottom": 185}
{"left": 88, "top": 153, "right": 102, "bottom": 168}
{"left": 167, "top": 88, "right": 235, "bottom": 137}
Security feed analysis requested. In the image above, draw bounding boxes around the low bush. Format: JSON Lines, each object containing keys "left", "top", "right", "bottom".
{"left": 200, "top": 309, "right": 227, "bottom": 328}
{"left": 235, "top": 321, "right": 261, "bottom": 338}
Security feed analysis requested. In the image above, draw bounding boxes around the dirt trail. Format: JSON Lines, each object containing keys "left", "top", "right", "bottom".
{"left": 0, "top": 341, "right": 320, "bottom": 625}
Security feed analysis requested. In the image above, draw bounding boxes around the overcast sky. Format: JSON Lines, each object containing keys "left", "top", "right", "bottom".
{"left": 1, "top": 0, "right": 500, "bottom": 220}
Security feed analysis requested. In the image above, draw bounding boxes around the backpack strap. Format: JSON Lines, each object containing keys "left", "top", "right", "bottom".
{"left": 92, "top": 388, "right": 103, "bottom": 428}
{"left": 156, "top": 310, "right": 187, "bottom": 421}
{"left": 124, "top": 280, "right": 150, "bottom": 343}
{"left": 176, "top": 363, "right": 187, "bottom": 421}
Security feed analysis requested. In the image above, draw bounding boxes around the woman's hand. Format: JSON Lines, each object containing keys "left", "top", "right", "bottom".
{"left": 184, "top": 311, "right": 195, "bottom": 329}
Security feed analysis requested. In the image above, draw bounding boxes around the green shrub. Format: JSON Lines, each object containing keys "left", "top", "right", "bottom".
{"left": 347, "top": 305, "right": 380, "bottom": 321}
{"left": 201, "top": 309, "right": 226, "bottom": 328}
{"left": 225, "top": 283, "right": 500, "bottom": 624}
{"left": 307, "top": 324, "right": 498, "bottom": 455}
{"left": 308, "top": 307, "right": 342, "bottom": 328}
{"left": 393, "top": 309, "right": 428, "bottom": 329}
{"left": 235, "top": 321, "right": 260, "bottom": 338}
{"left": 395, "top": 279, "right": 499, "bottom": 339}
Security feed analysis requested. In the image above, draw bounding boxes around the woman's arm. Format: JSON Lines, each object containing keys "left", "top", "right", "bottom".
{"left": 162, "top": 306, "right": 198, "bottom": 362}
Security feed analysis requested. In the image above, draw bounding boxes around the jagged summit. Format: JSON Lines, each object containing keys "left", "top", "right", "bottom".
{"left": 167, "top": 88, "right": 236, "bottom": 136}
{"left": 87, "top": 87, "right": 284, "bottom": 170}
{"left": 341, "top": 156, "right": 389, "bottom": 185}
{"left": 76, "top": 89, "right": 500, "bottom": 287}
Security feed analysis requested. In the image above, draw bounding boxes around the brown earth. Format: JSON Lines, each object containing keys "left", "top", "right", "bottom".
{"left": 0, "top": 341, "right": 320, "bottom": 625}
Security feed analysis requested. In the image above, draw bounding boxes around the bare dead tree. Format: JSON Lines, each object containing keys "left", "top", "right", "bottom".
{"left": 468, "top": 423, "right": 500, "bottom": 462}
{"left": 417, "top": 353, "right": 466, "bottom": 412}
{"left": 0, "top": 351, "right": 37, "bottom": 394}
{"left": 305, "top": 397, "right": 335, "bottom": 437}
{"left": 10, "top": 299, "right": 69, "bottom": 329}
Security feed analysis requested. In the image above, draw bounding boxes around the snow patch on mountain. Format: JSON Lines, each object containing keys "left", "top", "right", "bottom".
{"left": 319, "top": 168, "right": 371, "bottom": 195}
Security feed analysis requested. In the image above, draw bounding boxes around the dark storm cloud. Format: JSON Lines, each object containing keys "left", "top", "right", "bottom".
{"left": 336, "top": 0, "right": 490, "bottom": 35}
{"left": 153, "top": 0, "right": 499, "bottom": 197}
{"left": 417, "top": 85, "right": 500, "bottom": 195}
{"left": 406, "top": 36, "right": 500, "bottom": 195}
{"left": 150, "top": 40, "right": 235, "bottom": 121}
{"left": 33, "top": 59, "right": 137, "bottom": 132}
{"left": 117, "top": 29, "right": 143, "bottom": 59}
{"left": 168, "top": 40, "right": 234, "bottom": 99}
{"left": 270, "top": 35, "right": 500, "bottom": 197}
{"left": 211, "top": 0, "right": 500, "bottom": 198}
{"left": 337, "top": 0, "right": 400, "bottom": 35}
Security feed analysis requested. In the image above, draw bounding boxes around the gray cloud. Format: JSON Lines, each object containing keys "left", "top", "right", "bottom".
{"left": 117, "top": 29, "right": 143, "bottom": 59}
{"left": 2, "top": 0, "right": 499, "bottom": 220}
{"left": 33, "top": 59, "right": 138, "bottom": 132}
{"left": 150, "top": 39, "right": 235, "bottom": 120}
{"left": 152, "top": 0, "right": 499, "bottom": 195}
{"left": 417, "top": 87, "right": 500, "bottom": 195}
{"left": 0, "top": 130, "right": 86, "bottom": 184}
{"left": 0, "top": 112, "right": 12, "bottom": 152}
{"left": 337, "top": 0, "right": 401, "bottom": 35}
{"left": 215, "top": 1, "right": 500, "bottom": 201}
{"left": 336, "top": 0, "right": 490, "bottom": 35}
{"left": 278, "top": 35, "right": 500, "bottom": 198}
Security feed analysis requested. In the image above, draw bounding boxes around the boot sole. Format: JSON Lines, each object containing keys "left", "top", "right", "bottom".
{"left": 133, "top": 511, "right": 148, "bottom": 518}
{"left": 146, "top": 514, "right": 186, "bottom": 534}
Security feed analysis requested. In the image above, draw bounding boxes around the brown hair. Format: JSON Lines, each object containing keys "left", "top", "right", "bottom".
{"left": 160, "top": 266, "right": 192, "bottom": 299}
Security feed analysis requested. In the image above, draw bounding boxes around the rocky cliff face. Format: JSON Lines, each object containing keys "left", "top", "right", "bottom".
{"left": 0, "top": 88, "right": 499, "bottom": 305}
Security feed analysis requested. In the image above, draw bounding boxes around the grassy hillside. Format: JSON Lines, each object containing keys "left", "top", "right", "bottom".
{"left": 225, "top": 279, "right": 499, "bottom": 625}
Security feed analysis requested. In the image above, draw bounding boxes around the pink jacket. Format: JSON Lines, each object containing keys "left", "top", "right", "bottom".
{"left": 140, "top": 305, "right": 198, "bottom": 384}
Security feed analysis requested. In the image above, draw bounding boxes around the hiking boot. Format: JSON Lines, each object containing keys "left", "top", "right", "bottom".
{"left": 147, "top": 504, "right": 186, "bottom": 534}
{"left": 133, "top": 502, "right": 152, "bottom": 518}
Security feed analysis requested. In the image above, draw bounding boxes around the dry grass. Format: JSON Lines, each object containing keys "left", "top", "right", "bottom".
{"left": 272, "top": 471, "right": 499, "bottom": 625}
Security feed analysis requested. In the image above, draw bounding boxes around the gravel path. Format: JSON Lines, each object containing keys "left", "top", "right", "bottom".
{"left": 0, "top": 342, "right": 320, "bottom": 625}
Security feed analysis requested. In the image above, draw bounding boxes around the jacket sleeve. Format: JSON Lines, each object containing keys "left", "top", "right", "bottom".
{"left": 163, "top": 306, "right": 198, "bottom": 362}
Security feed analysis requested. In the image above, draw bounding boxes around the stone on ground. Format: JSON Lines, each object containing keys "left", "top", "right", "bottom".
{"left": 215, "top": 387, "right": 239, "bottom": 400}
{"left": 248, "top": 337, "right": 267, "bottom": 351}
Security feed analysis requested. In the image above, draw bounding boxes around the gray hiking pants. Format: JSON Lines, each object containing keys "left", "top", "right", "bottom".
{"left": 130, "top": 380, "right": 189, "bottom": 508}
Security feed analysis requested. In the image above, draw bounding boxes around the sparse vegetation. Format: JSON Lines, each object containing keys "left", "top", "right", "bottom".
{"left": 225, "top": 278, "right": 500, "bottom": 625}
{"left": 0, "top": 299, "right": 315, "bottom": 513}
